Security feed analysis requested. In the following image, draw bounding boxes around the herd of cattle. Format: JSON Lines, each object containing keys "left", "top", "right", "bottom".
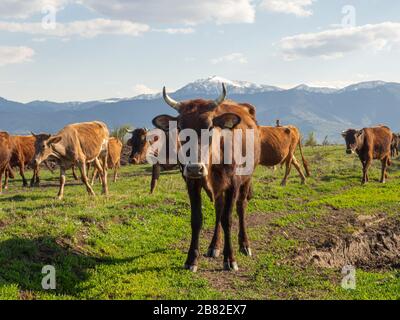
{"left": 0, "top": 84, "right": 399, "bottom": 271}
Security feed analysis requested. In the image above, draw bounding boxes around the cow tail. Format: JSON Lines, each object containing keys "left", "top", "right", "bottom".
{"left": 298, "top": 138, "right": 311, "bottom": 177}
{"left": 150, "top": 163, "right": 160, "bottom": 194}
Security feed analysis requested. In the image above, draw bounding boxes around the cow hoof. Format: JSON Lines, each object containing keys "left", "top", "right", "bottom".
{"left": 280, "top": 181, "right": 287, "bottom": 187}
{"left": 240, "top": 247, "right": 252, "bottom": 257}
{"left": 205, "top": 248, "right": 220, "bottom": 258}
{"left": 184, "top": 264, "right": 198, "bottom": 273}
{"left": 223, "top": 261, "right": 239, "bottom": 271}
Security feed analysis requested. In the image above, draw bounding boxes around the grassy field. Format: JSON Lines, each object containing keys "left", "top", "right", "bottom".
{"left": 0, "top": 145, "right": 399, "bottom": 300}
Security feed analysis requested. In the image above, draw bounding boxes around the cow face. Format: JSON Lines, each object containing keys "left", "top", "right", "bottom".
{"left": 127, "top": 128, "right": 149, "bottom": 164}
{"left": 153, "top": 84, "right": 242, "bottom": 180}
{"left": 32, "top": 133, "right": 62, "bottom": 165}
{"left": 342, "top": 129, "right": 364, "bottom": 154}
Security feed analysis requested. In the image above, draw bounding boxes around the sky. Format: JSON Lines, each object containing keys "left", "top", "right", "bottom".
{"left": 0, "top": 0, "right": 400, "bottom": 102}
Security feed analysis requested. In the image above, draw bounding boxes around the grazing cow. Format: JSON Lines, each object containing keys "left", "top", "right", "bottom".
{"left": 92, "top": 137, "right": 122, "bottom": 183}
{"left": 4, "top": 135, "right": 41, "bottom": 189}
{"left": 342, "top": 126, "right": 392, "bottom": 184}
{"left": 152, "top": 84, "right": 260, "bottom": 272}
{"left": 127, "top": 128, "right": 178, "bottom": 193}
{"left": 391, "top": 133, "right": 400, "bottom": 158}
{"left": 33, "top": 121, "right": 109, "bottom": 199}
{"left": 258, "top": 125, "right": 310, "bottom": 185}
{"left": 0, "top": 132, "right": 12, "bottom": 194}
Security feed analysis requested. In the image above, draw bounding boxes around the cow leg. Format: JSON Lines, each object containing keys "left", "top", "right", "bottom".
{"left": 150, "top": 164, "right": 160, "bottom": 194}
{"left": 184, "top": 180, "right": 203, "bottom": 272}
{"left": 362, "top": 159, "right": 371, "bottom": 185}
{"left": 57, "top": 167, "right": 66, "bottom": 200}
{"left": 292, "top": 155, "right": 306, "bottom": 184}
{"left": 100, "top": 156, "right": 109, "bottom": 195}
{"left": 281, "top": 157, "right": 292, "bottom": 186}
{"left": 35, "top": 166, "right": 41, "bottom": 186}
{"left": 113, "top": 164, "right": 119, "bottom": 183}
{"left": 94, "top": 157, "right": 108, "bottom": 195}
{"left": 380, "top": 157, "right": 388, "bottom": 183}
{"left": 30, "top": 165, "right": 40, "bottom": 187}
{"left": 19, "top": 163, "right": 28, "bottom": 187}
{"left": 0, "top": 167, "right": 4, "bottom": 194}
{"left": 71, "top": 165, "right": 79, "bottom": 181}
{"left": 4, "top": 168, "right": 9, "bottom": 190}
{"left": 222, "top": 186, "right": 239, "bottom": 271}
{"left": 238, "top": 181, "right": 252, "bottom": 257}
{"left": 90, "top": 167, "right": 98, "bottom": 185}
{"left": 78, "top": 161, "right": 96, "bottom": 197}
{"left": 206, "top": 196, "right": 223, "bottom": 258}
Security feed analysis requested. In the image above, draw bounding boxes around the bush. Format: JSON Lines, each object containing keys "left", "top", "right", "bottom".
{"left": 304, "top": 132, "right": 317, "bottom": 147}
{"left": 111, "top": 124, "right": 134, "bottom": 142}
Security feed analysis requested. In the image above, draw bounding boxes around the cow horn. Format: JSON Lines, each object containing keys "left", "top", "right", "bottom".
{"left": 214, "top": 83, "right": 227, "bottom": 106}
{"left": 163, "top": 87, "right": 181, "bottom": 111}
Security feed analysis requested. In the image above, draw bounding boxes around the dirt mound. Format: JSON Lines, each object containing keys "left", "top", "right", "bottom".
{"left": 298, "top": 218, "right": 400, "bottom": 269}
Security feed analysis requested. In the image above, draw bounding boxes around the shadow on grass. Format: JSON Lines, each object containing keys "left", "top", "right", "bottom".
{"left": 0, "top": 236, "right": 167, "bottom": 297}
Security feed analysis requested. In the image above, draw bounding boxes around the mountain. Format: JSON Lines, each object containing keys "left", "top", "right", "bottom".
{"left": 1, "top": 77, "right": 400, "bottom": 143}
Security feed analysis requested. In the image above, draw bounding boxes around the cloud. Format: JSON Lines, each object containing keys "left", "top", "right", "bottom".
{"left": 260, "top": 0, "right": 316, "bottom": 17}
{"left": 0, "top": 0, "right": 67, "bottom": 19}
{"left": 0, "top": 19, "right": 150, "bottom": 38}
{"left": 79, "top": 0, "right": 255, "bottom": 25}
{"left": 211, "top": 53, "right": 248, "bottom": 64}
{"left": 278, "top": 22, "right": 400, "bottom": 60}
{"left": 0, "top": 46, "right": 35, "bottom": 66}
{"left": 152, "top": 28, "right": 195, "bottom": 35}
{"left": 132, "top": 84, "right": 158, "bottom": 96}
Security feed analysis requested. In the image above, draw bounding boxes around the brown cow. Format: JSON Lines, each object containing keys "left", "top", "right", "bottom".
{"left": 342, "top": 126, "right": 392, "bottom": 184}
{"left": 0, "top": 132, "right": 12, "bottom": 194}
{"left": 152, "top": 84, "right": 260, "bottom": 272}
{"left": 33, "top": 121, "right": 109, "bottom": 199}
{"left": 127, "top": 127, "right": 179, "bottom": 193}
{"left": 391, "top": 133, "right": 400, "bottom": 158}
{"left": 91, "top": 137, "right": 122, "bottom": 183}
{"left": 4, "top": 135, "right": 41, "bottom": 188}
{"left": 258, "top": 125, "right": 310, "bottom": 185}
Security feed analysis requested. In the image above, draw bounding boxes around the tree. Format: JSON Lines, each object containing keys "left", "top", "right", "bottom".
{"left": 304, "top": 132, "right": 317, "bottom": 147}
{"left": 322, "top": 135, "right": 330, "bottom": 146}
{"left": 111, "top": 124, "right": 134, "bottom": 142}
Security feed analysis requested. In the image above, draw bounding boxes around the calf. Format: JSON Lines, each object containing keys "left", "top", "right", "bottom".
{"left": 127, "top": 128, "right": 178, "bottom": 193}
{"left": 259, "top": 125, "right": 310, "bottom": 185}
{"left": 391, "top": 133, "right": 400, "bottom": 158}
{"left": 152, "top": 84, "right": 260, "bottom": 272}
{"left": 92, "top": 137, "right": 122, "bottom": 183}
{"left": 5, "top": 135, "right": 40, "bottom": 188}
{"left": 33, "top": 121, "right": 109, "bottom": 199}
{"left": 342, "top": 126, "right": 392, "bottom": 184}
{"left": 0, "top": 132, "right": 12, "bottom": 194}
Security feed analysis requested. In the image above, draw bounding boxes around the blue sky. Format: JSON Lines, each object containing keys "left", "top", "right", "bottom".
{"left": 1, "top": 0, "right": 400, "bottom": 102}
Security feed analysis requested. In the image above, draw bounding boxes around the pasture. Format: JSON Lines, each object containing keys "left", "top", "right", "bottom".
{"left": 0, "top": 145, "right": 399, "bottom": 300}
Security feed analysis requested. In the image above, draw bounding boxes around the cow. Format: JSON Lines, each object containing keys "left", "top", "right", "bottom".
{"left": 0, "top": 132, "right": 12, "bottom": 194}
{"left": 152, "top": 83, "right": 260, "bottom": 272}
{"left": 3, "top": 135, "right": 41, "bottom": 189}
{"left": 91, "top": 137, "right": 122, "bottom": 183}
{"left": 33, "top": 121, "right": 109, "bottom": 200}
{"left": 342, "top": 126, "right": 392, "bottom": 184}
{"left": 391, "top": 133, "right": 400, "bottom": 158}
{"left": 258, "top": 125, "right": 310, "bottom": 185}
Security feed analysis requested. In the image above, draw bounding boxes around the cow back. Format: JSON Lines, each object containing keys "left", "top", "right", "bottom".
{"left": 0, "top": 132, "right": 12, "bottom": 169}
{"left": 108, "top": 137, "right": 123, "bottom": 167}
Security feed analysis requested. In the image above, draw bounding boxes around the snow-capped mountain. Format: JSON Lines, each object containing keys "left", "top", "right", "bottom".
{"left": 2, "top": 76, "right": 400, "bottom": 142}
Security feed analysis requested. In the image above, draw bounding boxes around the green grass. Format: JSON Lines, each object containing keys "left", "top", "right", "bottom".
{"left": 0, "top": 145, "right": 399, "bottom": 300}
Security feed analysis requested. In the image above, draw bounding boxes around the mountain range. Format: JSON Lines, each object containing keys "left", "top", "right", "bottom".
{"left": 1, "top": 76, "right": 400, "bottom": 143}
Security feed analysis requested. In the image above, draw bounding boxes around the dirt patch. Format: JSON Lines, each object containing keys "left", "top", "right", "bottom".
{"left": 296, "top": 216, "right": 400, "bottom": 269}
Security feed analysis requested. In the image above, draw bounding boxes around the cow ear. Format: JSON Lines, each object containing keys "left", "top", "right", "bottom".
{"left": 356, "top": 130, "right": 364, "bottom": 138}
{"left": 213, "top": 113, "right": 241, "bottom": 129}
{"left": 47, "top": 135, "right": 62, "bottom": 146}
{"left": 341, "top": 131, "right": 347, "bottom": 138}
{"left": 152, "top": 115, "right": 177, "bottom": 131}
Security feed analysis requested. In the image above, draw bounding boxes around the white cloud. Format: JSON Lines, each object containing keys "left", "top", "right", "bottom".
{"left": 79, "top": 0, "right": 255, "bottom": 25}
{"left": 132, "top": 84, "right": 157, "bottom": 96}
{"left": 260, "top": 0, "right": 316, "bottom": 17}
{"left": 278, "top": 22, "right": 400, "bottom": 60}
{"left": 0, "top": 0, "right": 67, "bottom": 19}
{"left": 0, "top": 19, "right": 149, "bottom": 38}
{"left": 0, "top": 46, "right": 35, "bottom": 67}
{"left": 153, "top": 28, "right": 195, "bottom": 35}
{"left": 211, "top": 53, "right": 248, "bottom": 64}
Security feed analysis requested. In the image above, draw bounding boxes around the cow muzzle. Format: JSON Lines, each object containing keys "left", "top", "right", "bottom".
{"left": 346, "top": 149, "right": 354, "bottom": 155}
{"left": 183, "top": 163, "right": 208, "bottom": 179}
